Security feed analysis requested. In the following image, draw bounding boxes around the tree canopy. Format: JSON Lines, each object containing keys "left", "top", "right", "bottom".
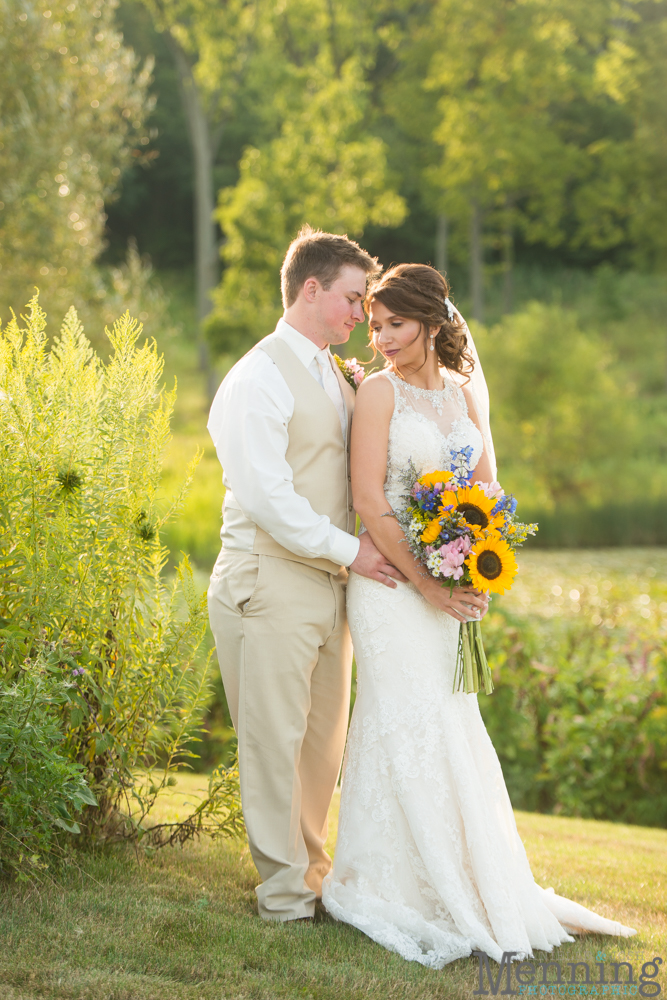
{"left": 102, "top": 0, "right": 667, "bottom": 346}
{"left": 0, "top": 0, "right": 152, "bottom": 316}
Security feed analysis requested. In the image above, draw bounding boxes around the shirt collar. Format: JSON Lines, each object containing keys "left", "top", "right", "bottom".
{"left": 275, "top": 317, "right": 324, "bottom": 370}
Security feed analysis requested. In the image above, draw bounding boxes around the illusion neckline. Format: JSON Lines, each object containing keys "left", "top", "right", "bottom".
{"left": 386, "top": 371, "right": 453, "bottom": 396}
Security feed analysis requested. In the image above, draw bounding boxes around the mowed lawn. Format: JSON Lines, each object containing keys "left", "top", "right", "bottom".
{"left": 1, "top": 771, "right": 665, "bottom": 1000}
{"left": 2, "top": 548, "right": 666, "bottom": 1000}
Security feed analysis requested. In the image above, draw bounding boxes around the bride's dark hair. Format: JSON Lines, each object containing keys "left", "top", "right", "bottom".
{"left": 364, "top": 263, "right": 474, "bottom": 380}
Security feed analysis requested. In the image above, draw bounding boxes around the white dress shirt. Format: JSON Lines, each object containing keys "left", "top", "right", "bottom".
{"left": 207, "top": 318, "right": 360, "bottom": 568}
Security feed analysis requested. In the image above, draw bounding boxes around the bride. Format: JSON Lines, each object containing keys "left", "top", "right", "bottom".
{"left": 321, "top": 263, "right": 635, "bottom": 967}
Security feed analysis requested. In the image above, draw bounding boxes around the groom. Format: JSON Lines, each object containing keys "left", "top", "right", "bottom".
{"left": 207, "top": 226, "right": 404, "bottom": 922}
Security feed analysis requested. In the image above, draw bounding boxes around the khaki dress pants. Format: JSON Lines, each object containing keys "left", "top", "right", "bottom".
{"left": 207, "top": 549, "right": 352, "bottom": 921}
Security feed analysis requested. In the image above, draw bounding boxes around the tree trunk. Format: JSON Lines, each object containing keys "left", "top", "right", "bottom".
{"left": 435, "top": 214, "right": 448, "bottom": 275}
{"left": 167, "top": 35, "right": 219, "bottom": 400}
{"left": 502, "top": 223, "right": 514, "bottom": 316}
{"left": 469, "top": 200, "right": 484, "bottom": 323}
{"left": 501, "top": 195, "right": 514, "bottom": 315}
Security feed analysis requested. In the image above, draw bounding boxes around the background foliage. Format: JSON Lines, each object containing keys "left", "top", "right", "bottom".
{"left": 92, "top": 0, "right": 667, "bottom": 543}
{"left": 481, "top": 550, "right": 667, "bottom": 826}
{"left": 0, "top": 0, "right": 153, "bottom": 321}
{"left": 104, "top": 0, "right": 667, "bottom": 277}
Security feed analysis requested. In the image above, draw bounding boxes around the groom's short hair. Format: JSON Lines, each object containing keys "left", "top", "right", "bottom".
{"left": 281, "top": 225, "right": 381, "bottom": 308}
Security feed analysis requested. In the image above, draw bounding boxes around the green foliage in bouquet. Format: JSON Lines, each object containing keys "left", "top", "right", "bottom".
{"left": 481, "top": 608, "right": 667, "bottom": 826}
{"left": 0, "top": 294, "right": 243, "bottom": 874}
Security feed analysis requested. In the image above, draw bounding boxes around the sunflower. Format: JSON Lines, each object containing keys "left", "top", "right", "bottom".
{"left": 421, "top": 517, "right": 443, "bottom": 544}
{"left": 468, "top": 536, "right": 518, "bottom": 594}
{"left": 417, "top": 470, "right": 453, "bottom": 489}
{"left": 439, "top": 484, "right": 502, "bottom": 536}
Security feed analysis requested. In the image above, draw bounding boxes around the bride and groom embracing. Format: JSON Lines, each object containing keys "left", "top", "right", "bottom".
{"left": 207, "top": 226, "right": 635, "bottom": 968}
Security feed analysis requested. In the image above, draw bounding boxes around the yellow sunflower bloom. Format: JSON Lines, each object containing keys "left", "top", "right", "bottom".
{"left": 439, "top": 484, "right": 502, "bottom": 536}
{"left": 417, "top": 470, "right": 453, "bottom": 489}
{"left": 468, "top": 536, "right": 518, "bottom": 594}
{"left": 421, "top": 517, "right": 443, "bottom": 544}
{"left": 438, "top": 489, "right": 457, "bottom": 509}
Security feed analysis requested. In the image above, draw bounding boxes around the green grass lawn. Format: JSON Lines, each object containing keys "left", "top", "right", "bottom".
{"left": 1, "top": 770, "right": 665, "bottom": 1000}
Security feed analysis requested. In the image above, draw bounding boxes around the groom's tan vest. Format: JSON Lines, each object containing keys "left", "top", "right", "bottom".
{"left": 251, "top": 334, "right": 356, "bottom": 576}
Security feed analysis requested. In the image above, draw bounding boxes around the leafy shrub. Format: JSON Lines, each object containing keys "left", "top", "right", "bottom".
{"left": 480, "top": 607, "right": 667, "bottom": 825}
{"left": 0, "top": 295, "right": 243, "bottom": 866}
{"left": 0, "top": 653, "right": 96, "bottom": 878}
{"left": 475, "top": 302, "right": 637, "bottom": 511}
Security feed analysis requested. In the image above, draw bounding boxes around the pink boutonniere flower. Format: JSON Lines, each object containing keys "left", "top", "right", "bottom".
{"left": 333, "top": 354, "right": 366, "bottom": 391}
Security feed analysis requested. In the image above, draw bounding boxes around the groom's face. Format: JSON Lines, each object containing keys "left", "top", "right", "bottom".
{"left": 314, "top": 265, "right": 367, "bottom": 345}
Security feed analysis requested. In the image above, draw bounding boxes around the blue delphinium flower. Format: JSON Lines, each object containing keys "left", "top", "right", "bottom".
{"left": 448, "top": 446, "right": 474, "bottom": 487}
{"left": 492, "top": 494, "right": 518, "bottom": 516}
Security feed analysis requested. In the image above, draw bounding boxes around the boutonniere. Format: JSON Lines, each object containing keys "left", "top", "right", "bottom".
{"left": 333, "top": 354, "right": 366, "bottom": 391}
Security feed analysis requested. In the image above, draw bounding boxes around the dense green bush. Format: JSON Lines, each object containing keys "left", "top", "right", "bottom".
{"left": 0, "top": 295, "right": 242, "bottom": 873}
{"left": 475, "top": 302, "right": 638, "bottom": 510}
{"left": 0, "top": 655, "right": 96, "bottom": 878}
{"left": 480, "top": 608, "right": 667, "bottom": 826}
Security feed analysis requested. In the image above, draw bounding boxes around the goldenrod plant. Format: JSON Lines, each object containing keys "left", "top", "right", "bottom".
{"left": 0, "top": 294, "right": 242, "bottom": 876}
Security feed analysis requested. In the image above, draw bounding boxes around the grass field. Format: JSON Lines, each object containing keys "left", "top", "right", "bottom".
{"left": 1, "top": 768, "right": 665, "bottom": 1000}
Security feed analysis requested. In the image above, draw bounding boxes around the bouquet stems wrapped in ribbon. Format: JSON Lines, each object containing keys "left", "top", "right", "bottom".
{"left": 394, "top": 448, "right": 537, "bottom": 695}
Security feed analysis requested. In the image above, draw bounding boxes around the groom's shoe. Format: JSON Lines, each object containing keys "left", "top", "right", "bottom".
{"left": 314, "top": 900, "right": 333, "bottom": 924}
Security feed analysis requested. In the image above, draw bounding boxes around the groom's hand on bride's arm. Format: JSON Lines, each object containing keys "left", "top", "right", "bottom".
{"left": 349, "top": 531, "right": 408, "bottom": 588}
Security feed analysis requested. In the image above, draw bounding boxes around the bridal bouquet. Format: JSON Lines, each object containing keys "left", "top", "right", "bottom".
{"left": 395, "top": 448, "right": 537, "bottom": 695}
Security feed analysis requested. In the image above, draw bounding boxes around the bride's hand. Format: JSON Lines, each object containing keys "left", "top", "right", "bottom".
{"left": 418, "top": 577, "right": 489, "bottom": 623}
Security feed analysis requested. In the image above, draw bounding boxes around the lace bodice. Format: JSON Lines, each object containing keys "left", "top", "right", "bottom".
{"left": 383, "top": 371, "right": 484, "bottom": 512}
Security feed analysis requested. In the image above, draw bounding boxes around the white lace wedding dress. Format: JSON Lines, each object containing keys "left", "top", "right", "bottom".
{"left": 322, "top": 372, "right": 635, "bottom": 968}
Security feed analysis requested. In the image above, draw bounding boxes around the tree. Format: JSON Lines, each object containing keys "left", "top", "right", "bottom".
{"left": 205, "top": 0, "right": 406, "bottom": 358}
{"left": 103, "top": 2, "right": 196, "bottom": 268}
{"left": 423, "top": 0, "right": 595, "bottom": 318}
{"left": 571, "top": 1, "right": 667, "bottom": 268}
{"left": 0, "top": 0, "right": 152, "bottom": 317}
{"left": 420, "top": 0, "right": 667, "bottom": 312}
{"left": 138, "top": 0, "right": 264, "bottom": 394}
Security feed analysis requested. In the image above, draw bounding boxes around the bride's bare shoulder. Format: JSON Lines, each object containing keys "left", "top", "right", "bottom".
{"left": 357, "top": 370, "right": 395, "bottom": 403}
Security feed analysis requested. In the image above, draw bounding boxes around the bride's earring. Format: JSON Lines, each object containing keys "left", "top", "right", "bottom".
{"left": 429, "top": 334, "right": 435, "bottom": 352}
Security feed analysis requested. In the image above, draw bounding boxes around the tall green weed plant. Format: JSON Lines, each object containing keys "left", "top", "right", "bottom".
{"left": 0, "top": 295, "right": 242, "bottom": 875}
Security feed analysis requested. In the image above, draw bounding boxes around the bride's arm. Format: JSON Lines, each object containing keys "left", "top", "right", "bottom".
{"left": 351, "top": 375, "right": 488, "bottom": 623}
{"left": 461, "top": 385, "right": 495, "bottom": 485}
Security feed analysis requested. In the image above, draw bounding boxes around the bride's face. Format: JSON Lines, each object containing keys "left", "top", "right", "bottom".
{"left": 369, "top": 300, "right": 428, "bottom": 367}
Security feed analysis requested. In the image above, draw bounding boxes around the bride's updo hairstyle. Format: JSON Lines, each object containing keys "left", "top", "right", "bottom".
{"left": 365, "top": 263, "right": 474, "bottom": 380}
